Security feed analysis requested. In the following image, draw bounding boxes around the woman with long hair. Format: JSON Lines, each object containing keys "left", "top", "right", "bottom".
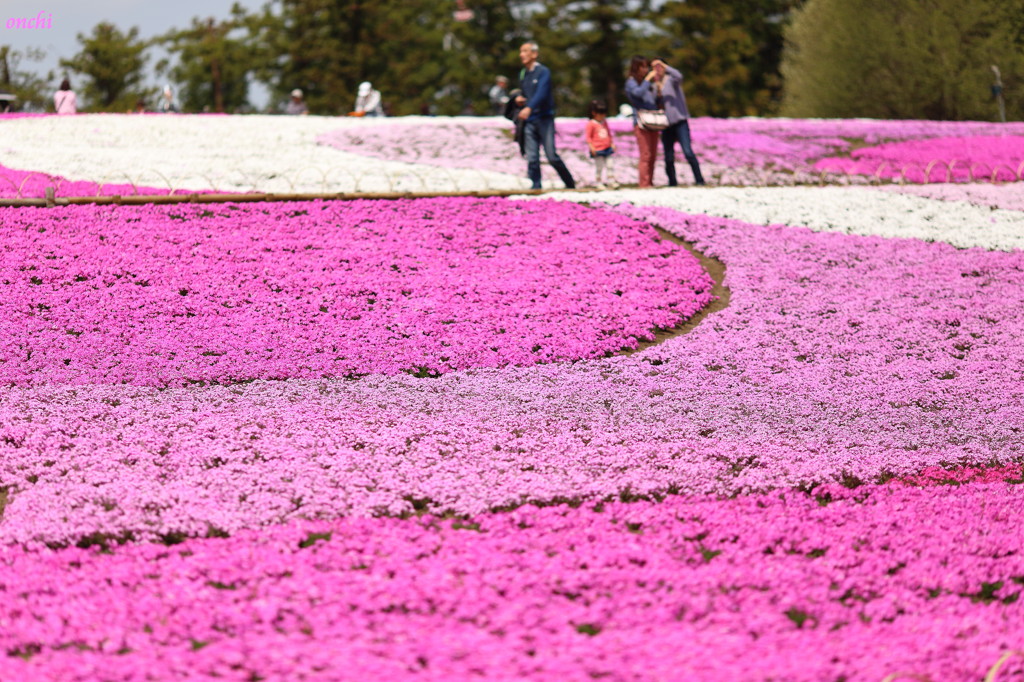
{"left": 624, "top": 56, "right": 659, "bottom": 188}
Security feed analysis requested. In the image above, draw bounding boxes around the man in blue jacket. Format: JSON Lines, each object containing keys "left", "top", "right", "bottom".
{"left": 515, "top": 42, "right": 576, "bottom": 190}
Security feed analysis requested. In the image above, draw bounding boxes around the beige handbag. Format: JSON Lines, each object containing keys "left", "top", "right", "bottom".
{"left": 637, "top": 109, "right": 669, "bottom": 131}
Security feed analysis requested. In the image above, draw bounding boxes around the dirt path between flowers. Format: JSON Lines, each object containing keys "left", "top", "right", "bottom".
{"left": 618, "top": 223, "right": 730, "bottom": 357}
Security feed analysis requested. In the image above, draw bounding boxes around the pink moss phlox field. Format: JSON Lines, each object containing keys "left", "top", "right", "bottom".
{"left": 2, "top": 201, "right": 1023, "bottom": 546}
{"left": 0, "top": 197, "right": 713, "bottom": 386}
{"left": 0, "top": 164, "right": 176, "bottom": 199}
{"left": 6, "top": 117, "right": 1024, "bottom": 196}
{"left": 1, "top": 483, "right": 1023, "bottom": 681}
{"left": 318, "top": 118, "right": 1024, "bottom": 186}
{"left": 894, "top": 463, "right": 1023, "bottom": 487}
{"left": 816, "top": 135, "right": 1024, "bottom": 182}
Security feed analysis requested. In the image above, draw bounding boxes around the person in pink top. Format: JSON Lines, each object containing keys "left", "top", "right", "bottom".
{"left": 584, "top": 100, "right": 618, "bottom": 189}
{"left": 53, "top": 78, "right": 77, "bottom": 114}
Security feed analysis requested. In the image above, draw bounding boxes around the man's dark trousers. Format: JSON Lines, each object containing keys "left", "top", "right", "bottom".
{"left": 524, "top": 116, "right": 575, "bottom": 189}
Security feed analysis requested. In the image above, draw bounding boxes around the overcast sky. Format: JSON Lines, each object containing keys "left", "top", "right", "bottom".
{"left": 2, "top": 0, "right": 270, "bottom": 106}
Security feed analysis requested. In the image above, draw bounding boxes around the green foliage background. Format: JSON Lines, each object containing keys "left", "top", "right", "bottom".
{"left": 157, "top": 8, "right": 255, "bottom": 113}
{"left": 781, "top": 0, "right": 1024, "bottom": 120}
{"left": 59, "top": 23, "right": 153, "bottom": 112}
{"left": 2, "top": 0, "right": 1022, "bottom": 120}
{"left": 0, "top": 46, "right": 53, "bottom": 111}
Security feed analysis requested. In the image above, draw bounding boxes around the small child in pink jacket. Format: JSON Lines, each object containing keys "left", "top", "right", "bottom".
{"left": 584, "top": 100, "right": 617, "bottom": 189}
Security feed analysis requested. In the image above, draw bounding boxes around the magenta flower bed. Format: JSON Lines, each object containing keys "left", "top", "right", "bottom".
{"left": 0, "top": 198, "right": 713, "bottom": 386}
{"left": 0, "top": 164, "right": 175, "bottom": 199}
{"left": 1, "top": 200, "right": 1022, "bottom": 548}
{"left": 817, "top": 135, "right": 1024, "bottom": 182}
{"left": 0, "top": 113, "right": 48, "bottom": 120}
{"left": 1, "top": 480, "right": 1023, "bottom": 681}
{"left": 2, "top": 194, "right": 1023, "bottom": 679}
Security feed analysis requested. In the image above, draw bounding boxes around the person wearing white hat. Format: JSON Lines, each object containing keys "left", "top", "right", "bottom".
{"left": 157, "top": 85, "right": 179, "bottom": 113}
{"left": 352, "top": 81, "right": 384, "bottom": 117}
{"left": 488, "top": 75, "right": 509, "bottom": 115}
{"left": 285, "top": 88, "right": 308, "bottom": 115}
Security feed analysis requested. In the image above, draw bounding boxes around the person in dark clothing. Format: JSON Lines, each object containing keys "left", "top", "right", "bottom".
{"left": 651, "top": 58, "right": 705, "bottom": 186}
{"left": 514, "top": 41, "right": 575, "bottom": 190}
{"left": 504, "top": 88, "right": 527, "bottom": 156}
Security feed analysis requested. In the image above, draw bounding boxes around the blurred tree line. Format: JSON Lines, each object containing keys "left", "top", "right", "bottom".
{"left": 251, "top": 0, "right": 801, "bottom": 116}
{"left": 1, "top": 0, "right": 1019, "bottom": 120}
{"left": 781, "top": 0, "right": 1024, "bottom": 120}
{"left": 1, "top": 0, "right": 799, "bottom": 116}
{"left": 0, "top": 45, "right": 53, "bottom": 110}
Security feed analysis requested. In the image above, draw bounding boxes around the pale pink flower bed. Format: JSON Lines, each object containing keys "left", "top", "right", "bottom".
{"left": 879, "top": 182, "right": 1024, "bottom": 211}
{"left": 1, "top": 479, "right": 1023, "bottom": 681}
{"left": 4, "top": 116, "right": 1024, "bottom": 198}
{"left": 2, "top": 196, "right": 1023, "bottom": 679}
{"left": 318, "top": 117, "right": 1024, "bottom": 186}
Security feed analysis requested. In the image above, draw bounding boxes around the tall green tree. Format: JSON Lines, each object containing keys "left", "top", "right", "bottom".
{"left": 251, "top": 0, "right": 533, "bottom": 115}
{"left": 364, "top": 2, "right": 462, "bottom": 115}
{"left": 517, "top": 0, "right": 799, "bottom": 117}
{"left": 247, "top": 0, "right": 800, "bottom": 117}
{"left": 252, "top": 1, "right": 434, "bottom": 115}
{"left": 645, "top": 0, "right": 802, "bottom": 116}
{"left": 158, "top": 4, "right": 255, "bottom": 113}
{"left": 781, "top": 0, "right": 1024, "bottom": 120}
{"left": 435, "top": 0, "right": 532, "bottom": 115}
{"left": 248, "top": 0, "right": 363, "bottom": 114}
{"left": 0, "top": 45, "right": 53, "bottom": 111}
{"left": 60, "top": 22, "right": 152, "bottom": 111}
{"left": 527, "top": 0, "right": 646, "bottom": 116}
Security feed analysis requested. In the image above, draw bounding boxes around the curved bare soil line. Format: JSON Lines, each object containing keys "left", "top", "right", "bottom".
{"left": 618, "top": 224, "right": 730, "bottom": 357}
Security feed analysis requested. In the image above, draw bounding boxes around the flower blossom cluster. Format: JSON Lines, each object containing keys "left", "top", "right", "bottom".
{"left": 0, "top": 114, "right": 526, "bottom": 197}
{"left": 541, "top": 185, "right": 1024, "bottom": 251}
{"left": 0, "top": 164, "right": 177, "bottom": 199}
{"left": 3, "top": 113, "right": 1024, "bottom": 679}
{"left": 319, "top": 117, "right": 1024, "bottom": 187}
{"left": 1, "top": 481, "right": 1022, "bottom": 681}
{"left": 816, "top": 135, "right": 1024, "bottom": 182}
{"left": 5, "top": 115, "right": 1024, "bottom": 199}
{"left": 0, "top": 197, "right": 712, "bottom": 386}
{"left": 877, "top": 181, "right": 1024, "bottom": 211}
{"left": 0, "top": 112, "right": 46, "bottom": 120}
{"left": 2, "top": 195, "right": 1022, "bottom": 548}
